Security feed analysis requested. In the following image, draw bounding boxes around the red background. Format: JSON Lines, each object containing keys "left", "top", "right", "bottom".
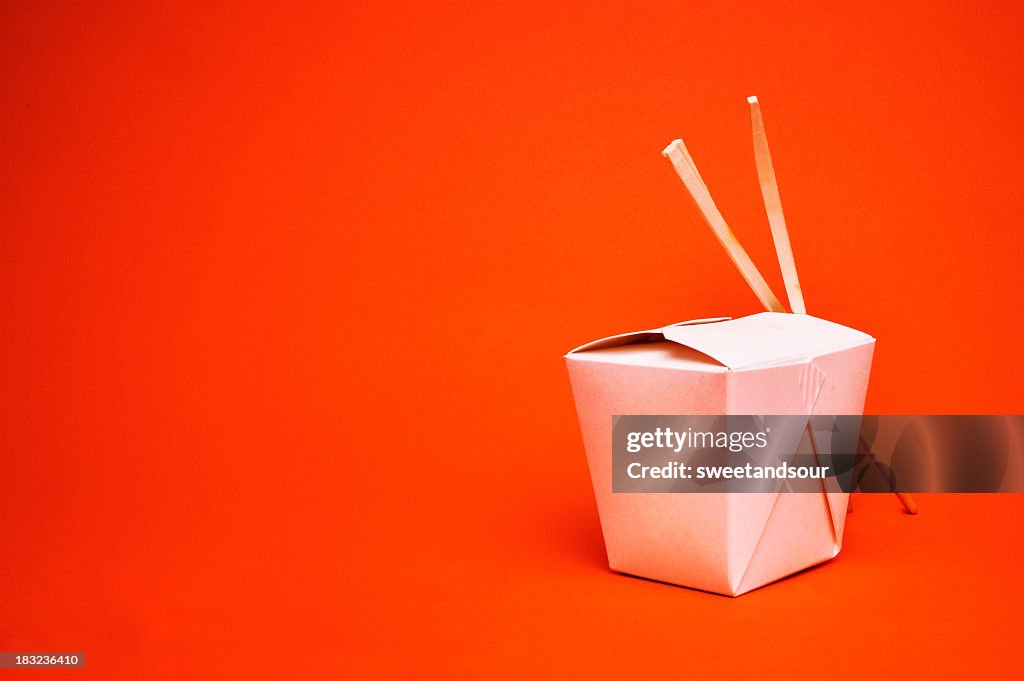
{"left": 1, "top": 1, "right": 1022, "bottom": 678}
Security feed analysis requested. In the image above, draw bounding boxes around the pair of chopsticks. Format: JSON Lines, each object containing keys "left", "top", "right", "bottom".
{"left": 662, "top": 97, "right": 917, "bottom": 515}
{"left": 662, "top": 97, "right": 804, "bottom": 315}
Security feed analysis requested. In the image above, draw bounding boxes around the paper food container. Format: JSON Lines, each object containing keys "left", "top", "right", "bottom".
{"left": 564, "top": 97, "right": 890, "bottom": 596}
{"left": 565, "top": 312, "right": 874, "bottom": 596}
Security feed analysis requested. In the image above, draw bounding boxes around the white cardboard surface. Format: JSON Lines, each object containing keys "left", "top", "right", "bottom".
{"left": 564, "top": 312, "right": 876, "bottom": 596}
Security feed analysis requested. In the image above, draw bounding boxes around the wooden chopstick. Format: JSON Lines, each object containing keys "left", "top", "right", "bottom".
{"left": 662, "top": 139, "right": 785, "bottom": 312}
{"left": 857, "top": 435, "right": 919, "bottom": 514}
{"left": 748, "top": 96, "right": 806, "bottom": 314}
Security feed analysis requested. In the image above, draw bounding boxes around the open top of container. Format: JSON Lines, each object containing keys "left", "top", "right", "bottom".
{"left": 567, "top": 312, "right": 873, "bottom": 371}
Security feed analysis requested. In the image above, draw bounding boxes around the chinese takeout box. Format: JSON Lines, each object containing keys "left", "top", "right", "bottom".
{"left": 565, "top": 312, "right": 874, "bottom": 596}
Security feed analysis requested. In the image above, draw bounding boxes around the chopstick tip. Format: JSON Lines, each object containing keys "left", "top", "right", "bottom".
{"left": 747, "top": 95, "right": 758, "bottom": 104}
{"left": 662, "top": 139, "right": 684, "bottom": 157}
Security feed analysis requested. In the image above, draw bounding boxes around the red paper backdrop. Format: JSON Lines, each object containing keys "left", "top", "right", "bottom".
{"left": 1, "top": 2, "right": 1022, "bottom": 678}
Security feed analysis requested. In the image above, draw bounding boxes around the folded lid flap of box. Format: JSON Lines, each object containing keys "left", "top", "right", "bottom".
{"left": 565, "top": 317, "right": 730, "bottom": 355}
{"left": 661, "top": 312, "right": 873, "bottom": 369}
